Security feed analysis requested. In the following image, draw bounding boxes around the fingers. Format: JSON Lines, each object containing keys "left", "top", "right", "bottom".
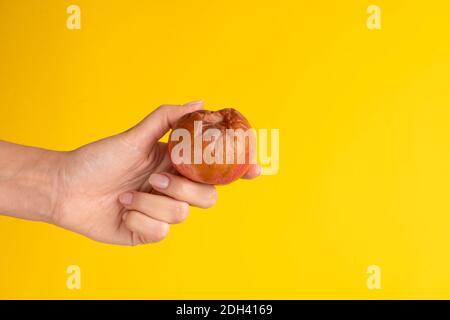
{"left": 148, "top": 172, "right": 218, "bottom": 209}
{"left": 118, "top": 171, "right": 217, "bottom": 245}
{"left": 241, "top": 164, "right": 262, "bottom": 179}
{"left": 119, "top": 165, "right": 257, "bottom": 245}
{"left": 119, "top": 192, "right": 189, "bottom": 224}
{"left": 123, "top": 211, "right": 169, "bottom": 245}
{"left": 126, "top": 100, "right": 204, "bottom": 149}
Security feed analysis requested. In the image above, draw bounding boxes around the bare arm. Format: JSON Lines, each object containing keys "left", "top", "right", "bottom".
{"left": 0, "top": 141, "right": 63, "bottom": 223}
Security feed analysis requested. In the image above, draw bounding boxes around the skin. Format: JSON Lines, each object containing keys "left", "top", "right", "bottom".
{"left": 0, "top": 101, "right": 260, "bottom": 246}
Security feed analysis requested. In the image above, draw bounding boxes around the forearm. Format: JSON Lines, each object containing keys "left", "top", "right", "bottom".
{"left": 0, "top": 141, "right": 64, "bottom": 223}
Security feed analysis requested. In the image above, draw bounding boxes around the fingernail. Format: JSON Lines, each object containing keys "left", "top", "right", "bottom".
{"left": 185, "top": 99, "right": 204, "bottom": 107}
{"left": 119, "top": 192, "right": 133, "bottom": 205}
{"left": 149, "top": 173, "right": 170, "bottom": 189}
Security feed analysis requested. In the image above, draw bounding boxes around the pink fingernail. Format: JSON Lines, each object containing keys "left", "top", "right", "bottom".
{"left": 149, "top": 173, "right": 170, "bottom": 189}
{"left": 119, "top": 192, "right": 133, "bottom": 205}
{"left": 185, "top": 99, "right": 204, "bottom": 107}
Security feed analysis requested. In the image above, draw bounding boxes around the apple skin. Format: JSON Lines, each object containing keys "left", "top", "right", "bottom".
{"left": 168, "top": 108, "right": 253, "bottom": 185}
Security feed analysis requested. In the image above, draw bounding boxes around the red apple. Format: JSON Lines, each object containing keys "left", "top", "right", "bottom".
{"left": 168, "top": 108, "right": 254, "bottom": 185}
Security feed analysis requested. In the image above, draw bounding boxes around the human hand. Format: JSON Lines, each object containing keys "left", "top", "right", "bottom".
{"left": 50, "top": 101, "right": 260, "bottom": 245}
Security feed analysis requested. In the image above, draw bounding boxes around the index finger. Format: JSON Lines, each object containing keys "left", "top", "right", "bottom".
{"left": 241, "top": 164, "right": 261, "bottom": 179}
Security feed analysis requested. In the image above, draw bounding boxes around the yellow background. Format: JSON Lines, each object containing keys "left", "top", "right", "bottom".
{"left": 1, "top": 0, "right": 450, "bottom": 299}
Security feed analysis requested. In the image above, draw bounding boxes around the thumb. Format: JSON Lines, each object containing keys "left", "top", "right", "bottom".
{"left": 125, "top": 100, "right": 204, "bottom": 149}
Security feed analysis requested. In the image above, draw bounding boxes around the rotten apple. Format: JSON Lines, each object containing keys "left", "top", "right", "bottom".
{"left": 168, "top": 108, "right": 255, "bottom": 185}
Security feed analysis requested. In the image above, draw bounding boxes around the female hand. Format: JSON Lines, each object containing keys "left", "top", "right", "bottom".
{"left": 0, "top": 100, "right": 260, "bottom": 246}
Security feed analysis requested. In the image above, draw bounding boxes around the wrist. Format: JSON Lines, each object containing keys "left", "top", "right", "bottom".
{"left": 0, "top": 141, "right": 67, "bottom": 224}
